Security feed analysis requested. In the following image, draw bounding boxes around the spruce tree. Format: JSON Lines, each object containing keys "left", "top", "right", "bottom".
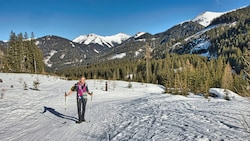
{"left": 4, "top": 31, "right": 44, "bottom": 73}
{"left": 222, "top": 62, "right": 234, "bottom": 91}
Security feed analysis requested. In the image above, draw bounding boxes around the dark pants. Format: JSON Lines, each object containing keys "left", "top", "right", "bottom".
{"left": 77, "top": 97, "right": 87, "bottom": 121}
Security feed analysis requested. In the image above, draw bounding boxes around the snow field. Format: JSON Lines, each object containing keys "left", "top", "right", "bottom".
{"left": 0, "top": 73, "right": 249, "bottom": 141}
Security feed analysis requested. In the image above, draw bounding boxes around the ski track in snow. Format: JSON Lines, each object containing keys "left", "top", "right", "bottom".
{"left": 98, "top": 95, "right": 250, "bottom": 141}
{"left": 0, "top": 73, "right": 249, "bottom": 141}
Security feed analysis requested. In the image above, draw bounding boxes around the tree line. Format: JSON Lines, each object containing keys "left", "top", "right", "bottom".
{"left": 0, "top": 31, "right": 44, "bottom": 73}
{"left": 57, "top": 52, "right": 250, "bottom": 97}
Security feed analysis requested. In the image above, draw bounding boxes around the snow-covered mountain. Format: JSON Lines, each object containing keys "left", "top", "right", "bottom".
{"left": 73, "top": 33, "right": 130, "bottom": 48}
{"left": 36, "top": 35, "right": 98, "bottom": 70}
{"left": 192, "top": 11, "right": 225, "bottom": 27}
{"left": 2, "top": 5, "right": 246, "bottom": 72}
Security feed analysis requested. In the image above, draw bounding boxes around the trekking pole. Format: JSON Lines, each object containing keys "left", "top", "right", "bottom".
{"left": 90, "top": 92, "right": 93, "bottom": 120}
{"left": 64, "top": 92, "right": 67, "bottom": 112}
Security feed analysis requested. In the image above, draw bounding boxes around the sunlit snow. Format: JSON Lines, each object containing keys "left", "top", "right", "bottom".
{"left": 192, "top": 11, "right": 225, "bottom": 27}
{"left": 94, "top": 49, "right": 100, "bottom": 54}
{"left": 73, "top": 33, "right": 130, "bottom": 48}
{"left": 134, "top": 32, "right": 146, "bottom": 38}
{"left": 60, "top": 53, "right": 65, "bottom": 59}
{"left": 43, "top": 50, "right": 57, "bottom": 67}
{"left": 190, "top": 40, "right": 211, "bottom": 54}
{"left": 109, "top": 53, "right": 126, "bottom": 60}
{"left": 70, "top": 42, "right": 75, "bottom": 47}
{"left": 0, "top": 73, "right": 249, "bottom": 141}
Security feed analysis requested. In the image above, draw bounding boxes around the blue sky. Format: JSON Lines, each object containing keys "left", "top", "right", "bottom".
{"left": 0, "top": 0, "right": 249, "bottom": 41}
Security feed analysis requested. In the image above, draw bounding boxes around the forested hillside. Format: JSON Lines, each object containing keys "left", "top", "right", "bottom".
{"left": 0, "top": 6, "right": 249, "bottom": 97}
{"left": 0, "top": 31, "right": 44, "bottom": 73}
{"left": 56, "top": 7, "right": 250, "bottom": 96}
{"left": 56, "top": 53, "right": 249, "bottom": 96}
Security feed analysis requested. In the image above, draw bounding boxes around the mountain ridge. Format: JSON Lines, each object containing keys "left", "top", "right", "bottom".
{"left": 192, "top": 11, "right": 226, "bottom": 27}
{"left": 1, "top": 6, "right": 248, "bottom": 72}
{"left": 72, "top": 33, "right": 131, "bottom": 48}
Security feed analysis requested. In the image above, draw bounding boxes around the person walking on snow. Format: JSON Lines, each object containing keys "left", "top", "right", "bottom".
{"left": 65, "top": 76, "right": 93, "bottom": 123}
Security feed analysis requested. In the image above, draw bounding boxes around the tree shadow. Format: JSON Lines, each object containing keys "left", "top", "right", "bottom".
{"left": 41, "top": 106, "right": 78, "bottom": 122}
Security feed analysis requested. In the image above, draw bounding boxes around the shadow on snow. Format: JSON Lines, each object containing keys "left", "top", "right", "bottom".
{"left": 41, "top": 106, "right": 78, "bottom": 122}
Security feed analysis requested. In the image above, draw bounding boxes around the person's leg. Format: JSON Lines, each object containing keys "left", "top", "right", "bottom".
{"left": 77, "top": 98, "right": 82, "bottom": 121}
{"left": 82, "top": 98, "right": 87, "bottom": 121}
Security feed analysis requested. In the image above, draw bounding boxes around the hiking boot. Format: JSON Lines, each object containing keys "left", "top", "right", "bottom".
{"left": 76, "top": 120, "right": 82, "bottom": 124}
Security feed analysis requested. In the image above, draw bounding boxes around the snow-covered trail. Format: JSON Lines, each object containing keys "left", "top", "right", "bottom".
{"left": 104, "top": 94, "right": 250, "bottom": 141}
{"left": 0, "top": 73, "right": 250, "bottom": 141}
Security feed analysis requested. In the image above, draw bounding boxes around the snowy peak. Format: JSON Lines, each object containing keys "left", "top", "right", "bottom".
{"left": 133, "top": 32, "right": 146, "bottom": 38}
{"left": 132, "top": 32, "right": 154, "bottom": 41}
{"left": 73, "top": 33, "right": 130, "bottom": 48}
{"left": 192, "top": 11, "right": 225, "bottom": 27}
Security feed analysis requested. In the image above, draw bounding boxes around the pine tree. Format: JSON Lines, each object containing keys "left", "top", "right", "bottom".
{"left": 186, "top": 59, "right": 196, "bottom": 94}
{"left": 4, "top": 31, "right": 44, "bottom": 73}
{"left": 242, "top": 46, "right": 250, "bottom": 94}
{"left": 0, "top": 48, "right": 4, "bottom": 71}
{"left": 145, "top": 44, "right": 152, "bottom": 83}
{"left": 17, "top": 33, "right": 24, "bottom": 72}
{"left": 222, "top": 62, "right": 234, "bottom": 91}
{"left": 243, "top": 47, "right": 250, "bottom": 83}
{"left": 6, "top": 31, "right": 17, "bottom": 71}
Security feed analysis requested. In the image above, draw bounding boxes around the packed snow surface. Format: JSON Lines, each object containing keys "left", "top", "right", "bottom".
{"left": 0, "top": 73, "right": 249, "bottom": 141}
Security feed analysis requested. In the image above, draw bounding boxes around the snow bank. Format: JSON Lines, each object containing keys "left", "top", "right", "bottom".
{"left": 209, "top": 88, "right": 243, "bottom": 100}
